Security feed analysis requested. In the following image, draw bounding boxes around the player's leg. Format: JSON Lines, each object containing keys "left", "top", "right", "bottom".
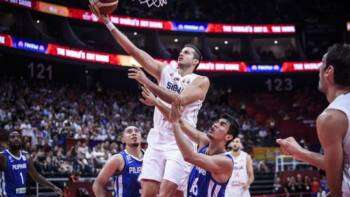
{"left": 159, "top": 179, "right": 179, "bottom": 197}
{"left": 159, "top": 150, "right": 190, "bottom": 197}
{"left": 139, "top": 146, "right": 165, "bottom": 197}
{"left": 141, "top": 179, "right": 160, "bottom": 197}
{"left": 174, "top": 189, "right": 185, "bottom": 197}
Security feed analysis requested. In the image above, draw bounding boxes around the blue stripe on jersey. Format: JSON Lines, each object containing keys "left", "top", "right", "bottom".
{"left": 113, "top": 150, "right": 142, "bottom": 197}
{"left": 187, "top": 146, "right": 233, "bottom": 197}
{"left": 1, "top": 149, "right": 28, "bottom": 197}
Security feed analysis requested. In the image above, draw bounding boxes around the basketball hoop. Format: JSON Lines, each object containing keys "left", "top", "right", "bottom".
{"left": 137, "top": 0, "right": 167, "bottom": 7}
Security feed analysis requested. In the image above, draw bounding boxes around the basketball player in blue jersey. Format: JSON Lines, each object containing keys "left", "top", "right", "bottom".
{"left": 93, "top": 126, "right": 143, "bottom": 197}
{"left": 0, "top": 130, "right": 62, "bottom": 197}
{"left": 167, "top": 100, "right": 240, "bottom": 197}
{"left": 90, "top": 3, "right": 210, "bottom": 197}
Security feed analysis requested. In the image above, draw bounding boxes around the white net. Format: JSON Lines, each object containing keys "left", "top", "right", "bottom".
{"left": 138, "top": 0, "right": 167, "bottom": 7}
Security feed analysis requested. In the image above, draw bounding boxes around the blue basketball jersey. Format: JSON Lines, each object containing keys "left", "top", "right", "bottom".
{"left": 113, "top": 150, "right": 142, "bottom": 197}
{"left": 0, "top": 149, "right": 29, "bottom": 197}
{"left": 187, "top": 146, "right": 233, "bottom": 197}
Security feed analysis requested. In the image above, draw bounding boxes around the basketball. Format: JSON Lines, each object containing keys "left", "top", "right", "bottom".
{"left": 94, "top": 0, "right": 118, "bottom": 15}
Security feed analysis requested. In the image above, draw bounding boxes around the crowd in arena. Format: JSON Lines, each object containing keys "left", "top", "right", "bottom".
{"left": 0, "top": 76, "right": 324, "bottom": 178}
{"left": 273, "top": 174, "right": 329, "bottom": 196}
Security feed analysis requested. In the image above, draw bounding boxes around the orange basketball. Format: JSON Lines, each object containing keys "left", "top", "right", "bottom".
{"left": 96, "top": 0, "right": 118, "bottom": 15}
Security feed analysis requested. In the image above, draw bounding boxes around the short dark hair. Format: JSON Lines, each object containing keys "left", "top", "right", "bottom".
{"left": 221, "top": 113, "right": 239, "bottom": 138}
{"left": 325, "top": 44, "right": 350, "bottom": 87}
{"left": 183, "top": 44, "right": 202, "bottom": 68}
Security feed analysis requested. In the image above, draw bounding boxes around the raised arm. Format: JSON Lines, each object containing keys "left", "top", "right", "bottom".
{"left": 89, "top": 2, "right": 165, "bottom": 80}
{"left": 169, "top": 102, "right": 232, "bottom": 181}
{"left": 178, "top": 119, "right": 209, "bottom": 148}
{"left": 28, "top": 158, "right": 63, "bottom": 196}
{"left": 146, "top": 75, "right": 210, "bottom": 106}
{"left": 129, "top": 67, "right": 210, "bottom": 106}
{"left": 139, "top": 86, "right": 172, "bottom": 120}
{"left": 93, "top": 154, "right": 124, "bottom": 197}
{"left": 140, "top": 86, "right": 210, "bottom": 147}
{"left": 173, "top": 122, "right": 232, "bottom": 180}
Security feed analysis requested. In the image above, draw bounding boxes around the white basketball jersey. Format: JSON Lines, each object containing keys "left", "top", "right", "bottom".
{"left": 225, "top": 151, "right": 251, "bottom": 197}
{"left": 228, "top": 151, "right": 249, "bottom": 186}
{"left": 147, "top": 64, "right": 203, "bottom": 148}
{"left": 326, "top": 92, "right": 350, "bottom": 195}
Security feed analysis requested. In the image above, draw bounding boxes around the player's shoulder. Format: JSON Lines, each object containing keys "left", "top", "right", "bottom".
{"left": 21, "top": 151, "right": 30, "bottom": 157}
{"left": 317, "top": 109, "right": 348, "bottom": 138}
{"left": 108, "top": 153, "right": 125, "bottom": 166}
{"left": 111, "top": 152, "right": 124, "bottom": 160}
{"left": 317, "top": 108, "right": 348, "bottom": 127}
{"left": 196, "top": 75, "right": 209, "bottom": 82}
{"left": 244, "top": 152, "right": 252, "bottom": 160}
{"left": 192, "top": 75, "right": 210, "bottom": 86}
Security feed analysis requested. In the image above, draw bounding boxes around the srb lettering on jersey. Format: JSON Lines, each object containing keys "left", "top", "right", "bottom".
{"left": 166, "top": 82, "right": 182, "bottom": 94}
{"left": 12, "top": 163, "right": 27, "bottom": 170}
{"left": 128, "top": 166, "right": 142, "bottom": 174}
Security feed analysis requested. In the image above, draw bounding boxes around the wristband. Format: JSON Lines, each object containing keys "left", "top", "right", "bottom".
{"left": 105, "top": 21, "right": 116, "bottom": 31}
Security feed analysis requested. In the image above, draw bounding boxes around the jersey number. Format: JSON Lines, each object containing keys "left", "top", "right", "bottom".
{"left": 189, "top": 177, "right": 199, "bottom": 196}
{"left": 20, "top": 172, "right": 24, "bottom": 184}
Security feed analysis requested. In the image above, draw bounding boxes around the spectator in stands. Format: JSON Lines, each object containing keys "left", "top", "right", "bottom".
{"left": 286, "top": 176, "right": 297, "bottom": 194}
{"left": 311, "top": 177, "right": 320, "bottom": 197}
{"left": 296, "top": 173, "right": 305, "bottom": 193}
{"left": 304, "top": 176, "right": 312, "bottom": 196}
{"left": 273, "top": 177, "right": 285, "bottom": 194}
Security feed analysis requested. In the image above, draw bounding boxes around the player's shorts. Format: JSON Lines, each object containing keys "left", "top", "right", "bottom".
{"left": 139, "top": 144, "right": 192, "bottom": 191}
{"left": 225, "top": 186, "right": 251, "bottom": 197}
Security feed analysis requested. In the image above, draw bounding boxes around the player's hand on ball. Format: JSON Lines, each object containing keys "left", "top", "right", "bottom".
{"left": 139, "top": 86, "right": 156, "bottom": 106}
{"left": 276, "top": 137, "right": 304, "bottom": 160}
{"left": 89, "top": 0, "right": 110, "bottom": 24}
{"left": 128, "top": 66, "right": 149, "bottom": 85}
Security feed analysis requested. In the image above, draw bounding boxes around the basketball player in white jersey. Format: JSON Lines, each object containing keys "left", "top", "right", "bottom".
{"left": 225, "top": 138, "right": 254, "bottom": 197}
{"left": 89, "top": 3, "right": 210, "bottom": 197}
{"left": 277, "top": 44, "right": 350, "bottom": 197}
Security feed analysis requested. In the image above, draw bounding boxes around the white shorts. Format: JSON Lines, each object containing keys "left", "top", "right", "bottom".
{"left": 225, "top": 186, "right": 250, "bottom": 197}
{"left": 139, "top": 145, "right": 192, "bottom": 191}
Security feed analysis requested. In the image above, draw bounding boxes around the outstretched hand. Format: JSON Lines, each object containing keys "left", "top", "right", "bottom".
{"left": 139, "top": 86, "right": 157, "bottom": 106}
{"left": 128, "top": 66, "right": 150, "bottom": 86}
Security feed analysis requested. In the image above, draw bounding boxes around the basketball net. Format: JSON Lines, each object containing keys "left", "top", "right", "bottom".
{"left": 137, "top": 0, "right": 167, "bottom": 7}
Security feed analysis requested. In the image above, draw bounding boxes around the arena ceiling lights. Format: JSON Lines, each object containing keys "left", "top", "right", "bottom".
{"left": 0, "top": 33, "right": 321, "bottom": 73}
{"left": 1, "top": 0, "right": 296, "bottom": 34}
